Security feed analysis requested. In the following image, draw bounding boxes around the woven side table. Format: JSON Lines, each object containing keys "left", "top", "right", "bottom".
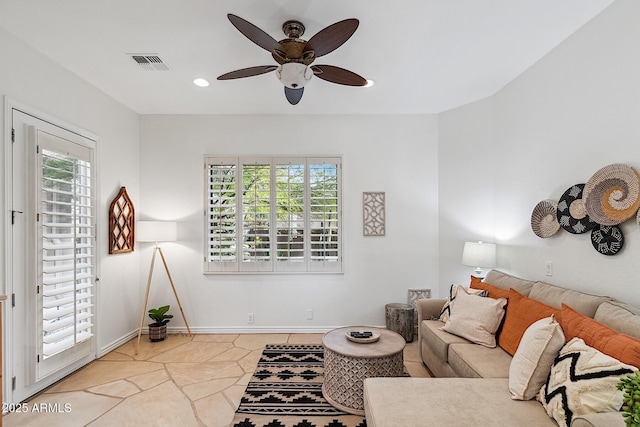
{"left": 322, "top": 327, "right": 405, "bottom": 415}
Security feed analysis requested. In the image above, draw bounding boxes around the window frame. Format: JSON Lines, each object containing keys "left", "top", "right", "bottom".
{"left": 204, "top": 156, "right": 342, "bottom": 274}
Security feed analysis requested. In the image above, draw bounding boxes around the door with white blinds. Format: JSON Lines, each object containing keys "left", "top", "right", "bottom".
{"left": 37, "top": 130, "right": 95, "bottom": 379}
{"left": 8, "top": 107, "right": 97, "bottom": 402}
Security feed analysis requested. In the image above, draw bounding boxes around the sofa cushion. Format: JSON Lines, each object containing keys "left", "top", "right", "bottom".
{"left": 498, "top": 289, "right": 561, "bottom": 356}
{"left": 537, "top": 338, "right": 637, "bottom": 427}
{"left": 421, "top": 319, "right": 469, "bottom": 363}
{"left": 509, "top": 315, "right": 565, "bottom": 400}
{"left": 483, "top": 269, "right": 535, "bottom": 296}
{"left": 364, "top": 378, "right": 557, "bottom": 427}
{"left": 594, "top": 300, "right": 640, "bottom": 339}
{"left": 561, "top": 304, "right": 640, "bottom": 368}
{"left": 448, "top": 342, "right": 512, "bottom": 378}
{"left": 442, "top": 289, "right": 507, "bottom": 348}
{"left": 528, "top": 281, "right": 610, "bottom": 318}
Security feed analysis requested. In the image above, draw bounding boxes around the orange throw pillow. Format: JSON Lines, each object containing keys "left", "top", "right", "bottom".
{"left": 469, "top": 275, "right": 483, "bottom": 289}
{"left": 470, "top": 279, "right": 510, "bottom": 301}
{"left": 498, "top": 289, "right": 561, "bottom": 356}
{"left": 561, "top": 304, "right": 640, "bottom": 369}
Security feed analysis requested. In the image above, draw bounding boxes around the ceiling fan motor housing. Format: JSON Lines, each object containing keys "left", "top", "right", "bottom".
{"left": 282, "top": 20, "right": 305, "bottom": 38}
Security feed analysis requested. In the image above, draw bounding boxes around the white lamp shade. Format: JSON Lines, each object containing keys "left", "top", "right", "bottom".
{"left": 137, "top": 221, "right": 177, "bottom": 242}
{"left": 461, "top": 241, "right": 496, "bottom": 268}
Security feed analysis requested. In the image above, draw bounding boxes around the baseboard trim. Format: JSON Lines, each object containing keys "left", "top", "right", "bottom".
{"left": 167, "top": 326, "right": 339, "bottom": 334}
{"left": 98, "top": 325, "right": 387, "bottom": 356}
{"left": 98, "top": 329, "right": 138, "bottom": 357}
{"left": 167, "top": 325, "right": 387, "bottom": 334}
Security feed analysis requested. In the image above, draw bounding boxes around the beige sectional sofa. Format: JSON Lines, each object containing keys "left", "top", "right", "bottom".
{"left": 363, "top": 270, "right": 640, "bottom": 427}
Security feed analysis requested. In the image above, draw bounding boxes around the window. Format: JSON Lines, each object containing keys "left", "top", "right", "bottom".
{"left": 205, "top": 157, "right": 342, "bottom": 273}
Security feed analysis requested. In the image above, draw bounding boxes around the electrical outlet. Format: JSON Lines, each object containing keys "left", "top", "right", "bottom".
{"left": 545, "top": 261, "right": 553, "bottom": 277}
{"left": 306, "top": 309, "right": 313, "bottom": 320}
{"left": 248, "top": 313, "right": 254, "bottom": 324}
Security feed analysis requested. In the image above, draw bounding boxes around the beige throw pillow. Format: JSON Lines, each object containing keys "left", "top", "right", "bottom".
{"left": 441, "top": 288, "right": 507, "bottom": 348}
{"left": 438, "top": 284, "right": 488, "bottom": 322}
{"left": 509, "top": 315, "right": 565, "bottom": 400}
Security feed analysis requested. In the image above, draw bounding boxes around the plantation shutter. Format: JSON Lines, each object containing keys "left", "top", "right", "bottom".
{"left": 241, "top": 160, "right": 272, "bottom": 271}
{"left": 275, "top": 161, "right": 306, "bottom": 272}
{"left": 206, "top": 159, "right": 238, "bottom": 272}
{"left": 309, "top": 160, "right": 341, "bottom": 272}
{"left": 37, "top": 129, "right": 95, "bottom": 368}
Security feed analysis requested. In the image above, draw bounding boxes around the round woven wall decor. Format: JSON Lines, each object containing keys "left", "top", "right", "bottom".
{"left": 583, "top": 163, "right": 640, "bottom": 226}
{"left": 556, "top": 184, "right": 596, "bottom": 234}
{"left": 591, "top": 224, "right": 624, "bottom": 256}
{"left": 531, "top": 199, "right": 561, "bottom": 238}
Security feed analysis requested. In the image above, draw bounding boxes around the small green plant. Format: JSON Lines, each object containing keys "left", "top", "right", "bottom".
{"left": 148, "top": 305, "right": 173, "bottom": 326}
{"left": 618, "top": 371, "right": 640, "bottom": 427}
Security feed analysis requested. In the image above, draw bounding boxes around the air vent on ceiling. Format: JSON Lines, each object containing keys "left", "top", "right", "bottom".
{"left": 128, "top": 54, "right": 169, "bottom": 71}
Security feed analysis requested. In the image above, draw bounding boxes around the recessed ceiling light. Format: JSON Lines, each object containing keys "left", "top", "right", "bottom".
{"left": 364, "top": 79, "right": 375, "bottom": 88}
{"left": 193, "top": 78, "right": 210, "bottom": 87}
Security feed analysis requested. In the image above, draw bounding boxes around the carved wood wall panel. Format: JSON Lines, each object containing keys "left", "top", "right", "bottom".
{"left": 363, "top": 192, "right": 385, "bottom": 236}
{"left": 109, "top": 187, "right": 135, "bottom": 254}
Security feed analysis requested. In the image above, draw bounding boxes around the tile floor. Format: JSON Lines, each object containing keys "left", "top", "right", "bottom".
{"left": 4, "top": 333, "right": 430, "bottom": 427}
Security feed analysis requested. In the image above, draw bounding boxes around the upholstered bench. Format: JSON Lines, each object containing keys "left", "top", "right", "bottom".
{"left": 363, "top": 377, "right": 625, "bottom": 427}
{"left": 363, "top": 378, "right": 555, "bottom": 427}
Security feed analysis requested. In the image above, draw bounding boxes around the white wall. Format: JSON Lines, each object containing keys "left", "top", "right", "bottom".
{"left": 139, "top": 114, "right": 439, "bottom": 330}
{"left": 438, "top": 0, "right": 640, "bottom": 307}
{"left": 3, "top": 0, "right": 637, "bottom": 343}
{"left": 0, "top": 28, "right": 142, "bottom": 352}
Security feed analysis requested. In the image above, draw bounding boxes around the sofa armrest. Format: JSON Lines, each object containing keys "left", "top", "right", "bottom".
{"left": 417, "top": 299, "right": 446, "bottom": 358}
{"left": 571, "top": 412, "right": 625, "bottom": 427}
{"left": 417, "top": 298, "right": 446, "bottom": 324}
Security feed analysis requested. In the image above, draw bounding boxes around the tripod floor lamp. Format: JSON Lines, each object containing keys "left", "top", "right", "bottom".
{"left": 135, "top": 221, "right": 191, "bottom": 354}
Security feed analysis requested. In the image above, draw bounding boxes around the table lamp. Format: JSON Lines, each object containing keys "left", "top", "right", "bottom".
{"left": 461, "top": 241, "right": 496, "bottom": 277}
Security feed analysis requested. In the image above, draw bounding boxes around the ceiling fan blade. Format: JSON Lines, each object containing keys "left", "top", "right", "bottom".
{"left": 217, "top": 66, "right": 278, "bottom": 80}
{"left": 304, "top": 19, "right": 359, "bottom": 58}
{"left": 284, "top": 87, "right": 304, "bottom": 105}
{"left": 227, "top": 14, "right": 281, "bottom": 53}
{"left": 311, "top": 65, "right": 367, "bottom": 86}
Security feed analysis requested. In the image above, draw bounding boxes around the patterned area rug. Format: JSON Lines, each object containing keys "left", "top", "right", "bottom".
{"left": 231, "top": 344, "right": 367, "bottom": 427}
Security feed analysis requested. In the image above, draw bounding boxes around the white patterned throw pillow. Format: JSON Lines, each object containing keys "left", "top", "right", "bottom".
{"left": 537, "top": 337, "right": 638, "bottom": 427}
{"left": 441, "top": 288, "right": 506, "bottom": 348}
{"left": 438, "top": 284, "right": 488, "bottom": 322}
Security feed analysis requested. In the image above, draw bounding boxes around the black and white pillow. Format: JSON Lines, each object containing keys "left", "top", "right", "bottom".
{"left": 537, "top": 337, "right": 637, "bottom": 427}
{"left": 438, "top": 284, "right": 488, "bottom": 322}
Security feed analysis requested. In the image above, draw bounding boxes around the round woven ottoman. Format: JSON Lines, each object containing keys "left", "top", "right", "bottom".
{"left": 322, "top": 326, "right": 405, "bottom": 415}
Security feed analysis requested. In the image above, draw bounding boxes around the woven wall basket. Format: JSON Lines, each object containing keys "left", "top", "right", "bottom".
{"left": 583, "top": 163, "right": 640, "bottom": 226}
{"left": 556, "top": 184, "right": 597, "bottom": 234}
{"left": 531, "top": 199, "right": 561, "bottom": 238}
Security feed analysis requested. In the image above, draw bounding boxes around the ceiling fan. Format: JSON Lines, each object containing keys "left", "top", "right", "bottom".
{"left": 217, "top": 14, "right": 368, "bottom": 105}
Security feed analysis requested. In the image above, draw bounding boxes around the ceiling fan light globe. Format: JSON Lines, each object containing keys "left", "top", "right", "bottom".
{"left": 275, "top": 63, "right": 313, "bottom": 89}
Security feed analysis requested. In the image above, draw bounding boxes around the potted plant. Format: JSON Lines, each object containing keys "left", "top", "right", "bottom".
{"left": 618, "top": 371, "right": 640, "bottom": 427}
{"left": 148, "top": 305, "right": 173, "bottom": 342}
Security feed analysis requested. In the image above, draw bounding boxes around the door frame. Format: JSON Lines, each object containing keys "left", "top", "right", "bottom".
{"left": 3, "top": 97, "right": 101, "bottom": 403}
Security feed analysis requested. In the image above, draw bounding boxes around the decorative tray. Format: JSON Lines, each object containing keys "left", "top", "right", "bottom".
{"left": 345, "top": 329, "right": 380, "bottom": 344}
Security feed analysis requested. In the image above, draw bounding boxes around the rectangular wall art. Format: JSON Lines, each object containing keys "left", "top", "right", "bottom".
{"left": 363, "top": 191, "right": 386, "bottom": 236}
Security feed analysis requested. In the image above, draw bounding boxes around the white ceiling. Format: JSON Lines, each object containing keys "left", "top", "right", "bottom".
{"left": 0, "top": 0, "right": 616, "bottom": 115}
